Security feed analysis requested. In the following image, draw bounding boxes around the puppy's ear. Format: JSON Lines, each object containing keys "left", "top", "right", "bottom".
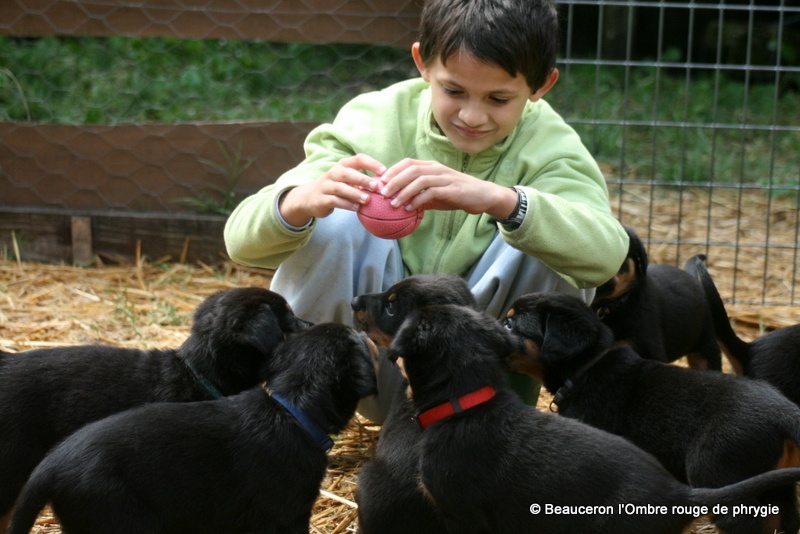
{"left": 541, "top": 309, "right": 602, "bottom": 362}
{"left": 239, "top": 310, "right": 286, "bottom": 358}
{"left": 625, "top": 227, "right": 648, "bottom": 276}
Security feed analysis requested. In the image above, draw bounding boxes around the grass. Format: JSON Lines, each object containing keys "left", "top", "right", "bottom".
{"left": 0, "top": 36, "right": 415, "bottom": 123}
{"left": 0, "top": 36, "right": 798, "bottom": 186}
{"left": 551, "top": 61, "right": 800, "bottom": 186}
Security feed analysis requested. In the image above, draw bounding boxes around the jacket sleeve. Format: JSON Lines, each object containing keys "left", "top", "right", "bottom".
{"left": 222, "top": 124, "right": 347, "bottom": 269}
{"left": 498, "top": 112, "right": 629, "bottom": 289}
{"left": 224, "top": 80, "right": 424, "bottom": 269}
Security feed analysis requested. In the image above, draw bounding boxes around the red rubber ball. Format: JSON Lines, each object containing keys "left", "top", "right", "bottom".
{"left": 357, "top": 190, "right": 424, "bottom": 239}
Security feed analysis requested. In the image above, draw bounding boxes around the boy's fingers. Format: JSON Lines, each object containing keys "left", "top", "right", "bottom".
{"left": 342, "top": 153, "right": 386, "bottom": 177}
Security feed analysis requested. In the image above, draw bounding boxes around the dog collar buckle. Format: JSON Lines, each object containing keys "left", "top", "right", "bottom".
{"left": 550, "top": 379, "right": 575, "bottom": 412}
{"left": 417, "top": 385, "right": 496, "bottom": 429}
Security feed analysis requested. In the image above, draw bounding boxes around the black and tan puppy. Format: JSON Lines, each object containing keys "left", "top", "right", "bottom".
{"left": 687, "top": 254, "right": 800, "bottom": 404}
{"left": 7, "top": 322, "right": 378, "bottom": 534}
{"left": 504, "top": 292, "right": 800, "bottom": 534}
{"left": 352, "top": 274, "right": 476, "bottom": 534}
{"left": 351, "top": 273, "right": 477, "bottom": 348}
{"left": 0, "top": 286, "right": 311, "bottom": 533}
{"left": 391, "top": 303, "right": 800, "bottom": 534}
{"left": 592, "top": 226, "right": 721, "bottom": 370}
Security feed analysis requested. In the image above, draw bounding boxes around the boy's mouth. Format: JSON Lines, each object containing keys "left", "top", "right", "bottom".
{"left": 455, "top": 124, "right": 491, "bottom": 138}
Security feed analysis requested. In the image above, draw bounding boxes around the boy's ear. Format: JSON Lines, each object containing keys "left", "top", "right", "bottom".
{"left": 411, "top": 42, "right": 430, "bottom": 81}
{"left": 529, "top": 68, "right": 559, "bottom": 102}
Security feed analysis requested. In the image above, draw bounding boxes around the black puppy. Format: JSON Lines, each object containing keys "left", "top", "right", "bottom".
{"left": 351, "top": 273, "right": 477, "bottom": 348}
{"left": 504, "top": 292, "right": 800, "bottom": 534}
{"left": 352, "top": 274, "right": 476, "bottom": 534}
{"left": 592, "top": 226, "right": 721, "bottom": 370}
{"left": 8, "top": 322, "right": 378, "bottom": 534}
{"left": 687, "top": 254, "right": 800, "bottom": 404}
{"left": 391, "top": 303, "right": 800, "bottom": 534}
{"left": 0, "top": 286, "right": 311, "bottom": 533}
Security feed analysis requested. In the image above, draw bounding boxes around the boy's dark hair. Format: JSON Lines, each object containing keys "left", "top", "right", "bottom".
{"left": 417, "top": 0, "right": 560, "bottom": 92}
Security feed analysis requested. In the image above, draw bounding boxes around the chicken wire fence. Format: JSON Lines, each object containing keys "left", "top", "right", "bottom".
{"left": 0, "top": 0, "right": 799, "bottom": 306}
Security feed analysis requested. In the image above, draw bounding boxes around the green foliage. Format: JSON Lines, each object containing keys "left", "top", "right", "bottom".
{"left": 178, "top": 141, "right": 255, "bottom": 215}
{"left": 0, "top": 36, "right": 797, "bottom": 186}
{"left": 551, "top": 64, "right": 800, "bottom": 185}
{"left": 0, "top": 36, "right": 414, "bottom": 123}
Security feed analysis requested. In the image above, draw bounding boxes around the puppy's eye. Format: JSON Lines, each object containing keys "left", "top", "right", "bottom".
{"left": 502, "top": 317, "right": 514, "bottom": 331}
{"left": 384, "top": 301, "right": 395, "bottom": 317}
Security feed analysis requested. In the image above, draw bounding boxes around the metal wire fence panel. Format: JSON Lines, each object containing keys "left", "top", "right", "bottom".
{"left": 0, "top": 121, "right": 313, "bottom": 212}
{"left": 0, "top": 0, "right": 799, "bottom": 306}
{"left": 552, "top": 0, "right": 800, "bottom": 306}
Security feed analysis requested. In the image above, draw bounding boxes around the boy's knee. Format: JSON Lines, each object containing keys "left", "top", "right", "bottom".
{"left": 311, "top": 209, "right": 372, "bottom": 248}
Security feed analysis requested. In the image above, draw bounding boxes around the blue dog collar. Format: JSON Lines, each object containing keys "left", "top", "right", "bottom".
{"left": 269, "top": 391, "right": 334, "bottom": 452}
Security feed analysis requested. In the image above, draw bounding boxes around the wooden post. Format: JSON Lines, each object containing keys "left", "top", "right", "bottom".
{"left": 71, "top": 216, "right": 93, "bottom": 265}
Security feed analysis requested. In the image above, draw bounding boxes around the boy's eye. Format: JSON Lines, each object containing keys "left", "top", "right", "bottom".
{"left": 443, "top": 87, "right": 462, "bottom": 96}
{"left": 491, "top": 96, "right": 510, "bottom": 104}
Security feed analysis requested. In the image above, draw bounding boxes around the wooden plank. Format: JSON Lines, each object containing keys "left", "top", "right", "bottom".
{"left": 0, "top": 121, "right": 314, "bottom": 212}
{"left": 0, "top": 0, "right": 421, "bottom": 47}
{"left": 0, "top": 208, "right": 230, "bottom": 265}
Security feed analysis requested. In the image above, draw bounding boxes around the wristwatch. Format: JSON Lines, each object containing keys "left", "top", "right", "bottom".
{"left": 498, "top": 186, "right": 528, "bottom": 230}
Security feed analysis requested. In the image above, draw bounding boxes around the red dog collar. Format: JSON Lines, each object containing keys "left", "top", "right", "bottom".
{"left": 417, "top": 385, "right": 496, "bottom": 429}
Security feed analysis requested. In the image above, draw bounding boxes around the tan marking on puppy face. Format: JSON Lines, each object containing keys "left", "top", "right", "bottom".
{"left": 775, "top": 439, "right": 800, "bottom": 470}
{"left": 506, "top": 308, "right": 515, "bottom": 318}
{"left": 352, "top": 309, "right": 394, "bottom": 348}
{"left": 612, "top": 258, "right": 638, "bottom": 296}
{"left": 506, "top": 338, "right": 544, "bottom": 380}
{"left": 593, "top": 258, "right": 638, "bottom": 304}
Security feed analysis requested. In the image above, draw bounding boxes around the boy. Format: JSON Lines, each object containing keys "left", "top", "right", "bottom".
{"left": 224, "top": 0, "right": 628, "bottom": 422}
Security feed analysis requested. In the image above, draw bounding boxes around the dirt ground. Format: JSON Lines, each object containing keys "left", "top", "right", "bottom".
{"left": 2, "top": 182, "right": 799, "bottom": 534}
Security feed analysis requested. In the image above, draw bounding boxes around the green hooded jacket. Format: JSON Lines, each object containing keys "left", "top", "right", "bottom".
{"left": 224, "top": 78, "right": 628, "bottom": 289}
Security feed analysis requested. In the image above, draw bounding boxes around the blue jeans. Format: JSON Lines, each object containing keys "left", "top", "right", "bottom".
{"left": 270, "top": 209, "right": 594, "bottom": 422}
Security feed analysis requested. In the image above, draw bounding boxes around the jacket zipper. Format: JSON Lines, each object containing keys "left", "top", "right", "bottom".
{"left": 430, "top": 154, "right": 470, "bottom": 273}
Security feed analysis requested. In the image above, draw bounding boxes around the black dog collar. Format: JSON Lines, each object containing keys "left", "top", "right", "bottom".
{"left": 549, "top": 350, "right": 610, "bottom": 413}
{"left": 269, "top": 391, "right": 334, "bottom": 452}
{"left": 595, "top": 292, "right": 631, "bottom": 319}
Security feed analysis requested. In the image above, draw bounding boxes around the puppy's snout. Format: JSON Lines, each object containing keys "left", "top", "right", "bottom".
{"left": 505, "top": 339, "right": 544, "bottom": 380}
{"left": 350, "top": 296, "right": 365, "bottom": 311}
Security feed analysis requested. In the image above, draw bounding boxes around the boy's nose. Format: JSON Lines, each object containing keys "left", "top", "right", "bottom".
{"left": 458, "top": 102, "right": 488, "bottom": 127}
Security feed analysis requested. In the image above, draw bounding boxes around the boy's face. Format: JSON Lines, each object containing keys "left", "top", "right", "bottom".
{"left": 412, "top": 44, "right": 558, "bottom": 154}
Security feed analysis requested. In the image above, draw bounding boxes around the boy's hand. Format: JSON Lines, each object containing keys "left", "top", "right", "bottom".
{"left": 378, "top": 158, "right": 518, "bottom": 221}
{"left": 279, "top": 154, "right": 385, "bottom": 227}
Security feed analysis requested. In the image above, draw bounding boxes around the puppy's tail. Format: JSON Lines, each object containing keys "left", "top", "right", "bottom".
{"left": 683, "top": 254, "right": 750, "bottom": 371}
{"left": 6, "top": 475, "right": 52, "bottom": 534}
{"left": 688, "top": 467, "right": 800, "bottom": 518}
